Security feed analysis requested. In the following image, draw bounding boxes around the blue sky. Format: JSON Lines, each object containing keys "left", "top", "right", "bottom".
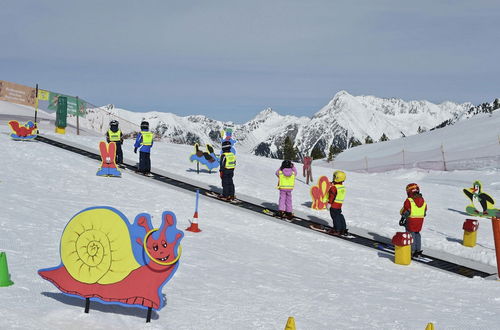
{"left": 1, "top": 1, "right": 499, "bottom": 123}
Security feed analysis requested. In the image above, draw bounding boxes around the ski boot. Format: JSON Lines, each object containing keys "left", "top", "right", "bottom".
{"left": 285, "top": 212, "right": 294, "bottom": 220}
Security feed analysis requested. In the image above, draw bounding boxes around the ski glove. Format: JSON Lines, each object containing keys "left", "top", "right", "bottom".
{"left": 134, "top": 147, "right": 138, "bottom": 154}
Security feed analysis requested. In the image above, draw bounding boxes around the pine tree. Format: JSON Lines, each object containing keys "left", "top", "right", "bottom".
{"left": 365, "top": 136, "right": 374, "bottom": 144}
{"left": 349, "top": 137, "right": 362, "bottom": 148}
{"left": 310, "top": 144, "right": 325, "bottom": 160}
{"left": 493, "top": 98, "right": 500, "bottom": 110}
{"left": 327, "top": 144, "right": 343, "bottom": 162}
{"left": 379, "top": 133, "right": 389, "bottom": 142}
{"left": 283, "top": 136, "right": 296, "bottom": 160}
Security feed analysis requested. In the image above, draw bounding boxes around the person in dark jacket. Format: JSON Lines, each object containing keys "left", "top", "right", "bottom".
{"left": 219, "top": 141, "right": 236, "bottom": 200}
{"left": 400, "top": 183, "right": 427, "bottom": 258}
{"left": 105, "top": 120, "right": 123, "bottom": 165}
{"left": 134, "top": 121, "right": 154, "bottom": 175}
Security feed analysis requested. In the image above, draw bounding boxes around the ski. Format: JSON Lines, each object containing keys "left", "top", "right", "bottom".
{"left": 374, "top": 243, "right": 433, "bottom": 263}
{"left": 309, "top": 223, "right": 355, "bottom": 238}
{"left": 262, "top": 209, "right": 294, "bottom": 222}
{"left": 205, "top": 191, "right": 242, "bottom": 204}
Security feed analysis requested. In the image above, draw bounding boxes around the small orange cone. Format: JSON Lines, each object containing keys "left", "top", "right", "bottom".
{"left": 186, "top": 211, "right": 201, "bottom": 232}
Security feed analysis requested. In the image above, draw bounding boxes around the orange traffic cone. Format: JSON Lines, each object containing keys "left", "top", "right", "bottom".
{"left": 186, "top": 211, "right": 201, "bottom": 232}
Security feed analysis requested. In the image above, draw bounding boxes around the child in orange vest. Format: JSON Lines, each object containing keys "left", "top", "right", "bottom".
{"left": 400, "top": 183, "right": 428, "bottom": 258}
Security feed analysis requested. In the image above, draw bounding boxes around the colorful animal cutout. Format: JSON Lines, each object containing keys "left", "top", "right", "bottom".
{"left": 38, "top": 206, "right": 184, "bottom": 311}
{"left": 463, "top": 180, "right": 499, "bottom": 218}
{"left": 310, "top": 176, "right": 331, "bottom": 210}
{"left": 189, "top": 143, "right": 220, "bottom": 171}
{"left": 220, "top": 128, "right": 236, "bottom": 154}
{"left": 96, "top": 141, "right": 121, "bottom": 177}
{"left": 8, "top": 120, "right": 38, "bottom": 140}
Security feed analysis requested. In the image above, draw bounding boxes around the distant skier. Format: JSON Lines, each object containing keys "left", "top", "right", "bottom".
{"left": 219, "top": 140, "right": 236, "bottom": 200}
{"left": 134, "top": 121, "right": 153, "bottom": 175}
{"left": 327, "top": 170, "right": 348, "bottom": 236}
{"left": 303, "top": 155, "right": 313, "bottom": 185}
{"left": 275, "top": 160, "right": 297, "bottom": 220}
{"left": 399, "top": 183, "right": 427, "bottom": 258}
{"left": 106, "top": 120, "right": 123, "bottom": 165}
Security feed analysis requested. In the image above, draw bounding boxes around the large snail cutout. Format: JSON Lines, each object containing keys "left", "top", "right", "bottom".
{"left": 38, "top": 206, "right": 184, "bottom": 319}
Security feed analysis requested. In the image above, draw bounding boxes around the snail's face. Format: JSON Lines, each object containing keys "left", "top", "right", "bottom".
{"left": 146, "top": 236, "right": 175, "bottom": 267}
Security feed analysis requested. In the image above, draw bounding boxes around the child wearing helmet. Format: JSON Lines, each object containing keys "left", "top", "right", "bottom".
{"left": 106, "top": 120, "right": 123, "bottom": 165}
{"left": 400, "top": 183, "right": 427, "bottom": 258}
{"left": 327, "top": 170, "right": 348, "bottom": 236}
{"left": 275, "top": 160, "right": 297, "bottom": 219}
{"left": 219, "top": 140, "right": 236, "bottom": 200}
{"left": 134, "top": 121, "right": 154, "bottom": 175}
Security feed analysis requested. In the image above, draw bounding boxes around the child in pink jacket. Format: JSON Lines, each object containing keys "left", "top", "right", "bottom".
{"left": 275, "top": 160, "right": 297, "bottom": 219}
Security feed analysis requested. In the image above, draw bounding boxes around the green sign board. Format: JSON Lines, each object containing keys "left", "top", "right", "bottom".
{"left": 48, "top": 92, "right": 86, "bottom": 117}
{"left": 56, "top": 96, "right": 67, "bottom": 128}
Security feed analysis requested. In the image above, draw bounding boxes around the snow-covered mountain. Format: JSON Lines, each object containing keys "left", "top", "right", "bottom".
{"left": 74, "top": 91, "right": 494, "bottom": 159}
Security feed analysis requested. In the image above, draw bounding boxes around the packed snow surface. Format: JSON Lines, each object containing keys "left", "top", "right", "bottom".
{"left": 1, "top": 102, "right": 500, "bottom": 329}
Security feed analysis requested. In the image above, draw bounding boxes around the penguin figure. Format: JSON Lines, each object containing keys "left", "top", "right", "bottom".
{"left": 463, "top": 181, "right": 495, "bottom": 215}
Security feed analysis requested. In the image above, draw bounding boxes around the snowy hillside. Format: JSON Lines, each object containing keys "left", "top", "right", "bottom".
{"left": 2, "top": 100, "right": 500, "bottom": 329}
{"left": 45, "top": 91, "right": 489, "bottom": 159}
{"left": 334, "top": 110, "right": 500, "bottom": 172}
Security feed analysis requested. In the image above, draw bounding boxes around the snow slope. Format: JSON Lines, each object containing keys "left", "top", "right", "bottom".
{"left": 1, "top": 102, "right": 500, "bottom": 329}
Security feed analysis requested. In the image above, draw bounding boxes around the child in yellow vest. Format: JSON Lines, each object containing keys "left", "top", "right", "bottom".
{"left": 328, "top": 170, "right": 348, "bottom": 236}
{"left": 275, "top": 160, "right": 297, "bottom": 219}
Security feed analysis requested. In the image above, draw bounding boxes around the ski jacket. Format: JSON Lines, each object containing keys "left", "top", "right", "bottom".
{"left": 220, "top": 152, "right": 236, "bottom": 172}
{"left": 134, "top": 130, "right": 154, "bottom": 153}
{"left": 303, "top": 156, "right": 312, "bottom": 169}
{"left": 275, "top": 167, "right": 297, "bottom": 190}
{"left": 400, "top": 194, "right": 427, "bottom": 232}
{"left": 328, "top": 183, "right": 345, "bottom": 209}
{"left": 106, "top": 129, "right": 123, "bottom": 143}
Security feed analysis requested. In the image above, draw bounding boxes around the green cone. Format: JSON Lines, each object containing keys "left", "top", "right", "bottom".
{"left": 0, "top": 252, "right": 14, "bottom": 287}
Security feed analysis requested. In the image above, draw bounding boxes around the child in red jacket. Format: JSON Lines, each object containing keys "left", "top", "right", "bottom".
{"left": 400, "top": 183, "right": 427, "bottom": 258}
{"left": 328, "top": 170, "right": 348, "bottom": 236}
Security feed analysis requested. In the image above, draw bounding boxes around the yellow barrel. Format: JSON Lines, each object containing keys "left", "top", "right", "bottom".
{"left": 463, "top": 230, "right": 477, "bottom": 247}
{"left": 55, "top": 127, "right": 66, "bottom": 134}
{"left": 394, "top": 245, "right": 412, "bottom": 265}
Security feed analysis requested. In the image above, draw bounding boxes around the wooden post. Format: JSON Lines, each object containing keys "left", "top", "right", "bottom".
{"left": 440, "top": 144, "right": 447, "bottom": 171}
{"left": 492, "top": 216, "right": 500, "bottom": 279}
{"left": 76, "top": 96, "right": 80, "bottom": 135}
{"left": 34, "top": 84, "right": 38, "bottom": 125}
{"left": 84, "top": 298, "right": 90, "bottom": 313}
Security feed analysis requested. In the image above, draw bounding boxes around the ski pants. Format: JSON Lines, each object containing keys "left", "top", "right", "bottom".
{"left": 303, "top": 166, "right": 313, "bottom": 185}
{"left": 221, "top": 169, "right": 235, "bottom": 197}
{"left": 406, "top": 227, "right": 422, "bottom": 252}
{"left": 278, "top": 189, "right": 293, "bottom": 212}
{"left": 139, "top": 151, "right": 151, "bottom": 173}
{"left": 330, "top": 207, "right": 346, "bottom": 232}
{"left": 115, "top": 142, "right": 123, "bottom": 164}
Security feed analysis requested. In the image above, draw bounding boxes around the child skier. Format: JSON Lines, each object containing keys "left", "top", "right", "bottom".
{"left": 219, "top": 140, "right": 236, "bottom": 200}
{"left": 275, "top": 160, "right": 297, "bottom": 219}
{"left": 327, "top": 170, "right": 348, "bottom": 236}
{"left": 134, "top": 121, "right": 153, "bottom": 175}
{"left": 400, "top": 183, "right": 427, "bottom": 258}
{"left": 106, "top": 120, "right": 123, "bottom": 166}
